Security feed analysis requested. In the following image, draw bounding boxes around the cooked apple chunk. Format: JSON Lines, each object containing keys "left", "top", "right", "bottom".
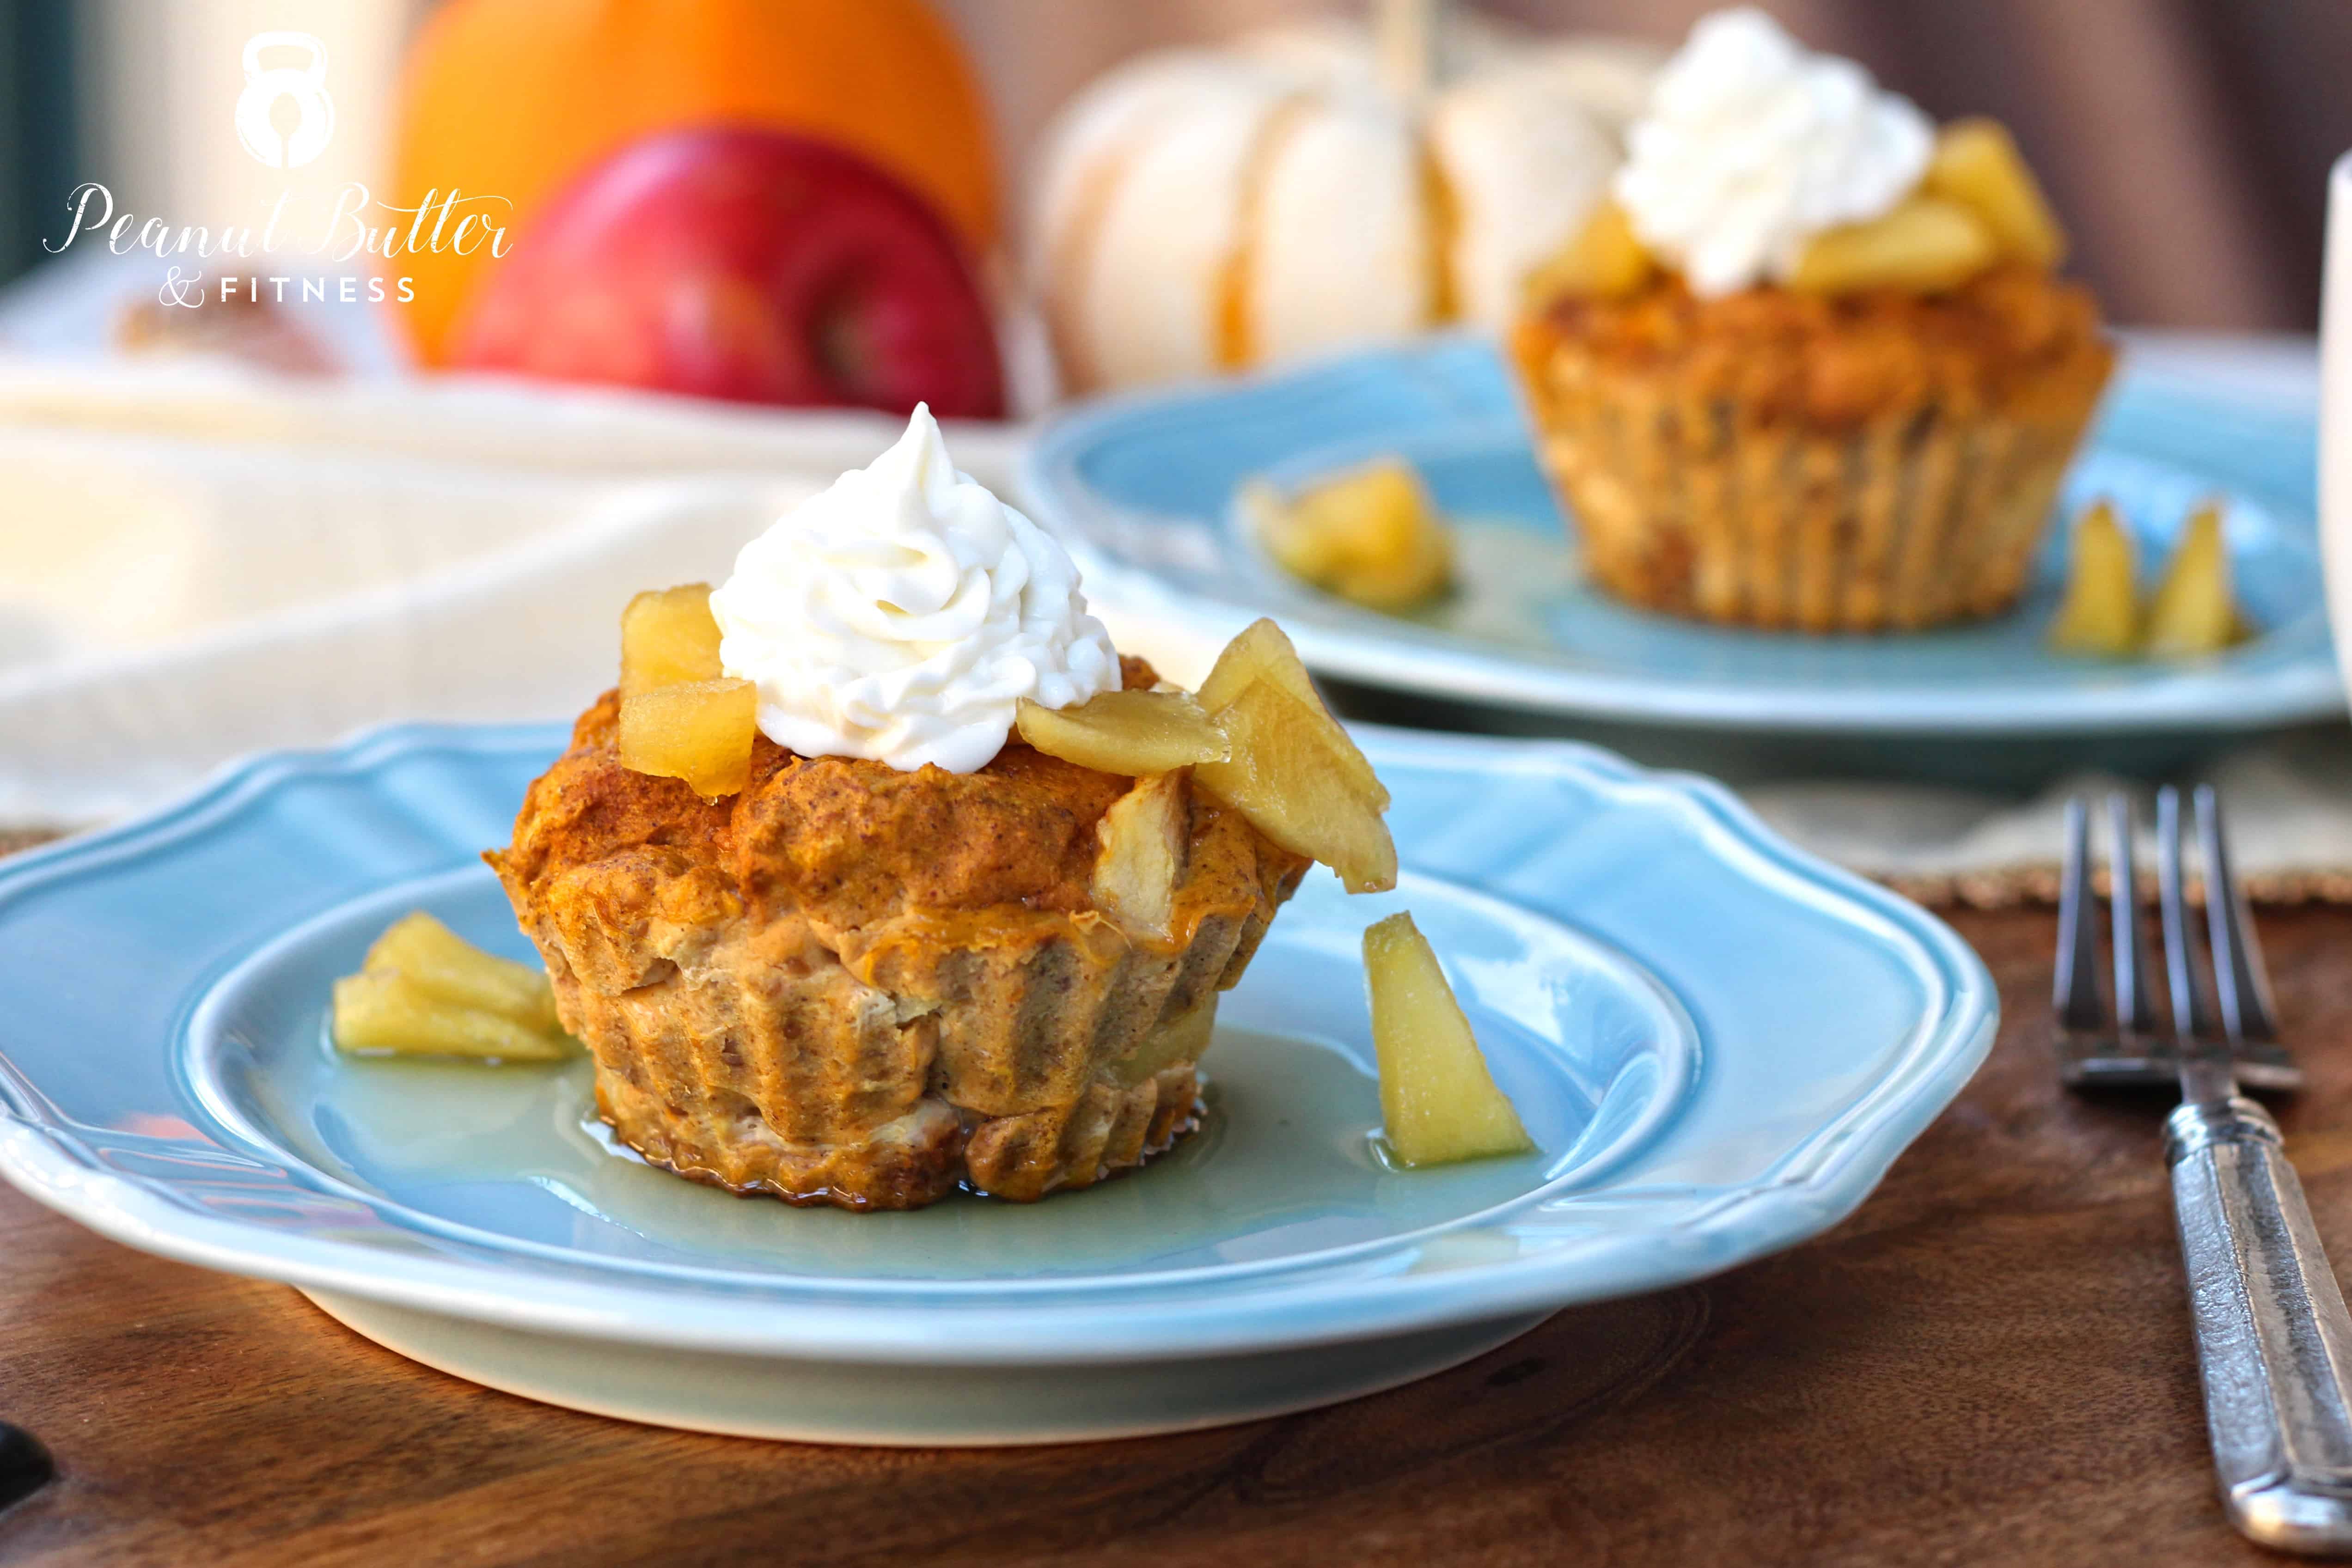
{"left": 1249, "top": 458, "right": 1454, "bottom": 611}
{"left": 620, "top": 582, "right": 722, "bottom": 696}
{"left": 1093, "top": 771, "right": 1191, "bottom": 940}
{"left": 2048, "top": 500, "right": 2141, "bottom": 657}
{"left": 333, "top": 969, "right": 570, "bottom": 1062}
{"left": 1924, "top": 118, "right": 2066, "bottom": 266}
{"left": 1016, "top": 689, "right": 1228, "bottom": 776}
{"left": 1788, "top": 196, "right": 1997, "bottom": 295}
{"left": 1523, "top": 198, "right": 1653, "bottom": 306}
{"left": 1364, "top": 911, "right": 1532, "bottom": 1168}
{"left": 1197, "top": 615, "right": 1316, "bottom": 713}
{"left": 365, "top": 911, "right": 559, "bottom": 1033}
{"left": 619, "top": 676, "right": 758, "bottom": 798}
{"left": 1197, "top": 675, "right": 1397, "bottom": 894}
{"left": 2145, "top": 502, "right": 2242, "bottom": 659}
{"left": 334, "top": 911, "right": 571, "bottom": 1062}
{"left": 1196, "top": 617, "right": 1388, "bottom": 810}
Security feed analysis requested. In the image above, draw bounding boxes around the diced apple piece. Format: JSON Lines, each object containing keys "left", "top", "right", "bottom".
{"left": 619, "top": 676, "right": 757, "bottom": 798}
{"left": 1093, "top": 772, "right": 1191, "bottom": 940}
{"left": 1522, "top": 198, "right": 1654, "bottom": 306}
{"left": 1363, "top": 911, "right": 1533, "bottom": 1167}
{"left": 333, "top": 911, "right": 574, "bottom": 1064}
{"left": 1924, "top": 118, "right": 2066, "bottom": 267}
{"left": 1787, "top": 196, "right": 1998, "bottom": 295}
{"left": 1016, "top": 689, "right": 1228, "bottom": 775}
{"left": 365, "top": 911, "right": 559, "bottom": 1033}
{"left": 1195, "top": 618, "right": 1389, "bottom": 810}
{"left": 1197, "top": 616, "right": 1316, "bottom": 714}
{"left": 2047, "top": 500, "right": 2141, "bottom": 657}
{"left": 332, "top": 970, "right": 570, "bottom": 1062}
{"left": 1197, "top": 675, "right": 1397, "bottom": 894}
{"left": 620, "top": 582, "right": 722, "bottom": 696}
{"left": 1252, "top": 458, "right": 1455, "bottom": 612}
{"left": 2144, "top": 502, "right": 2242, "bottom": 659}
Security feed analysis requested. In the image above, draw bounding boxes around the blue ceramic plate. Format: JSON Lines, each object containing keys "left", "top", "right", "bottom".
{"left": 0, "top": 723, "right": 1992, "bottom": 1443}
{"left": 1022, "top": 337, "right": 2337, "bottom": 734}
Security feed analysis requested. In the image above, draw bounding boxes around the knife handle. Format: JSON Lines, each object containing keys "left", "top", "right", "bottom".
{"left": 2169, "top": 1096, "right": 2352, "bottom": 1555}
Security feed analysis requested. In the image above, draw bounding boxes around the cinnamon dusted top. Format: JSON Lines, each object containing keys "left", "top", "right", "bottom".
{"left": 490, "top": 657, "right": 1284, "bottom": 940}
{"left": 1520, "top": 263, "right": 2110, "bottom": 428}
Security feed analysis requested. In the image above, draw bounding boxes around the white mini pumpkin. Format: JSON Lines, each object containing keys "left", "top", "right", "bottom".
{"left": 1030, "top": 3, "right": 1660, "bottom": 394}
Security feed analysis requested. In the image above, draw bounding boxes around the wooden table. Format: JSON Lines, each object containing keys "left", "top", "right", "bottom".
{"left": 5, "top": 903, "right": 2352, "bottom": 1566}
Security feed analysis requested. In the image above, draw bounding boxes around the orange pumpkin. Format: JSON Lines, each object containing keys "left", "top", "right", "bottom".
{"left": 388, "top": 0, "right": 1000, "bottom": 365}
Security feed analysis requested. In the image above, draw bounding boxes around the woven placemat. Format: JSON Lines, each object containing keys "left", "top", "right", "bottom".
{"left": 1880, "top": 866, "right": 2352, "bottom": 910}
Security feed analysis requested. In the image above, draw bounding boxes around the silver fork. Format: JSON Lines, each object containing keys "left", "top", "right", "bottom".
{"left": 2059, "top": 784, "right": 2352, "bottom": 1554}
{"left": 2054, "top": 790, "right": 2301, "bottom": 1092}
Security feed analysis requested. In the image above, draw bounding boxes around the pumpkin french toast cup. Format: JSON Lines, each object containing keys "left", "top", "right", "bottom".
{"left": 1513, "top": 264, "right": 2113, "bottom": 635}
{"left": 489, "top": 664, "right": 1310, "bottom": 1211}
{"left": 489, "top": 401, "right": 1392, "bottom": 1214}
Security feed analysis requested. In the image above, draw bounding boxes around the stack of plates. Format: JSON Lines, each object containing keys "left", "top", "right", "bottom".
{"left": 0, "top": 722, "right": 1990, "bottom": 1443}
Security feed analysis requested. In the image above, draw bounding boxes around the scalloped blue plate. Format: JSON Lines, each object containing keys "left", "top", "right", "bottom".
{"left": 1022, "top": 336, "right": 2337, "bottom": 735}
{"left": 0, "top": 722, "right": 1992, "bottom": 1444}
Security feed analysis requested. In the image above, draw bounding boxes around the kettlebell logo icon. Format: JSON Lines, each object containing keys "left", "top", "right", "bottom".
{"left": 235, "top": 31, "right": 334, "bottom": 169}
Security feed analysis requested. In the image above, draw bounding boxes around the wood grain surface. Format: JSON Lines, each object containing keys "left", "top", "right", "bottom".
{"left": 6, "top": 904, "right": 2352, "bottom": 1566}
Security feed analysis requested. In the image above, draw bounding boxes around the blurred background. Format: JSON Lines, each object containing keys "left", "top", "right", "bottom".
{"left": 3, "top": 0, "right": 2351, "bottom": 852}
{"left": 6, "top": 0, "right": 2352, "bottom": 330}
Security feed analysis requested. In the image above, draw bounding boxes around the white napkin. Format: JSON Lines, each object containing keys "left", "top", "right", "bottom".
{"left": 0, "top": 357, "right": 1050, "bottom": 821}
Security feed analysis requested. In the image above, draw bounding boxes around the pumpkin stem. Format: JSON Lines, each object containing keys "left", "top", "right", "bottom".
{"left": 1374, "top": 0, "right": 1449, "bottom": 100}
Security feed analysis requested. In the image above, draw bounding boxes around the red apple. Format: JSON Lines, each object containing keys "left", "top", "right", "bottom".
{"left": 450, "top": 126, "right": 1004, "bottom": 418}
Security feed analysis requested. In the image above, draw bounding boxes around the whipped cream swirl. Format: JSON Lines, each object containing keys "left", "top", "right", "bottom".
{"left": 709, "top": 405, "right": 1120, "bottom": 774}
{"left": 1613, "top": 7, "right": 1932, "bottom": 296}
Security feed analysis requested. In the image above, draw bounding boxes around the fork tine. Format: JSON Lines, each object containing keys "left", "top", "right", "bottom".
{"left": 2055, "top": 796, "right": 2104, "bottom": 1033}
{"left": 2195, "top": 784, "right": 2281, "bottom": 1045}
{"left": 2106, "top": 792, "right": 2156, "bottom": 1038}
{"left": 2156, "top": 786, "right": 2218, "bottom": 1044}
